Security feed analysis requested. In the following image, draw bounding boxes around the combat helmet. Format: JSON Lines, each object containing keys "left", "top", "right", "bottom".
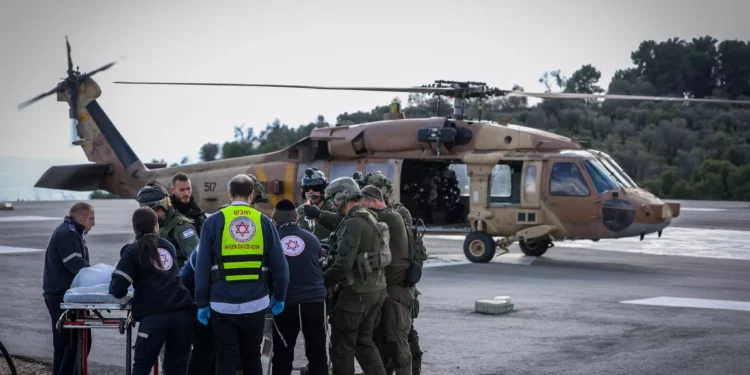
{"left": 301, "top": 168, "right": 328, "bottom": 199}
{"left": 324, "top": 177, "right": 362, "bottom": 210}
{"left": 136, "top": 183, "right": 171, "bottom": 212}
{"left": 363, "top": 171, "right": 395, "bottom": 204}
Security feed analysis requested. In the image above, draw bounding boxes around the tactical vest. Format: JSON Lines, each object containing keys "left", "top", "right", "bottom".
{"left": 214, "top": 204, "right": 265, "bottom": 282}
{"left": 349, "top": 208, "right": 392, "bottom": 282}
{"left": 161, "top": 212, "right": 194, "bottom": 250}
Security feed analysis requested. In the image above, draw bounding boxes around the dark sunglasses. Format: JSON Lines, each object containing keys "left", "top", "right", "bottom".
{"left": 304, "top": 185, "right": 324, "bottom": 192}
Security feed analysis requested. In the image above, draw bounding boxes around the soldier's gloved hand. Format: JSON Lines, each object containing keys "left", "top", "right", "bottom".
{"left": 303, "top": 204, "right": 322, "bottom": 219}
{"left": 197, "top": 306, "right": 211, "bottom": 326}
{"left": 270, "top": 297, "right": 285, "bottom": 315}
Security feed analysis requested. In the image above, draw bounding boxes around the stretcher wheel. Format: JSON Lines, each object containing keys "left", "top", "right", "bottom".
{"left": 119, "top": 320, "right": 125, "bottom": 335}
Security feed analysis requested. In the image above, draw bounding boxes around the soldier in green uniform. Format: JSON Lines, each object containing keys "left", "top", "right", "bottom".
{"left": 136, "top": 183, "right": 199, "bottom": 269}
{"left": 323, "top": 177, "right": 391, "bottom": 375}
{"left": 297, "top": 168, "right": 342, "bottom": 241}
{"left": 362, "top": 171, "right": 428, "bottom": 375}
{"left": 360, "top": 185, "right": 413, "bottom": 375}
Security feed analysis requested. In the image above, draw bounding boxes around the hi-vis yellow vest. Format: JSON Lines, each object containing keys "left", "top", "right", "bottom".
{"left": 218, "top": 204, "right": 265, "bottom": 281}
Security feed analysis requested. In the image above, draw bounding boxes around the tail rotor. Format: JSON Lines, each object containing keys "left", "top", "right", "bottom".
{"left": 17, "top": 36, "right": 117, "bottom": 144}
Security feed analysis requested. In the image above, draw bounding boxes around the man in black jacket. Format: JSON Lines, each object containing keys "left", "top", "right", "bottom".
{"left": 271, "top": 199, "right": 328, "bottom": 375}
{"left": 170, "top": 172, "right": 208, "bottom": 234}
{"left": 42, "top": 202, "right": 95, "bottom": 375}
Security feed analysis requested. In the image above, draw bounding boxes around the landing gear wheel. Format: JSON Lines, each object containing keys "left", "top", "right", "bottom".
{"left": 463, "top": 231, "right": 496, "bottom": 263}
{"left": 519, "top": 238, "right": 551, "bottom": 257}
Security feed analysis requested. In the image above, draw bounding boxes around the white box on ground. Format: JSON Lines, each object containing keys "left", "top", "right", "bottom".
{"left": 475, "top": 298, "right": 514, "bottom": 315}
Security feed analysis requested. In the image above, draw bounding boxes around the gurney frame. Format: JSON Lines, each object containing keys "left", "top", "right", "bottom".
{"left": 56, "top": 302, "right": 157, "bottom": 375}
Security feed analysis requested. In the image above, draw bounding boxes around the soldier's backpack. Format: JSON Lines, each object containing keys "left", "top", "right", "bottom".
{"left": 393, "top": 203, "right": 428, "bottom": 286}
{"left": 351, "top": 209, "right": 392, "bottom": 279}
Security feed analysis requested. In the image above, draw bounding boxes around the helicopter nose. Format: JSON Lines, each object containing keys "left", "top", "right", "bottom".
{"left": 601, "top": 199, "right": 636, "bottom": 233}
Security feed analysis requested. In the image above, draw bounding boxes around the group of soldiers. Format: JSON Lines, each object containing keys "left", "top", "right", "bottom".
{"left": 135, "top": 168, "right": 428, "bottom": 375}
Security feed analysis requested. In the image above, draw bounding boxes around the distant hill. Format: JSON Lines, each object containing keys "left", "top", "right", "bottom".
{"left": 0, "top": 155, "right": 91, "bottom": 201}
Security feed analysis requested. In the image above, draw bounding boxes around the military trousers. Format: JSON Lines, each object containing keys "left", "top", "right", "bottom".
{"left": 374, "top": 285, "right": 414, "bottom": 375}
{"left": 329, "top": 288, "right": 387, "bottom": 375}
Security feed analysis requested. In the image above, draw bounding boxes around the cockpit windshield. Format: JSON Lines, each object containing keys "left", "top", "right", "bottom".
{"left": 582, "top": 159, "right": 619, "bottom": 194}
{"left": 599, "top": 156, "right": 637, "bottom": 188}
{"left": 587, "top": 150, "right": 638, "bottom": 188}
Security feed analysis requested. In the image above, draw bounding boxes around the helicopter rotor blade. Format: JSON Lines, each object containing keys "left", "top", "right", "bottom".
{"left": 80, "top": 61, "right": 117, "bottom": 81}
{"left": 507, "top": 91, "right": 750, "bottom": 105}
{"left": 17, "top": 85, "right": 64, "bottom": 111}
{"left": 66, "top": 36, "right": 74, "bottom": 75}
{"left": 113, "top": 81, "right": 455, "bottom": 94}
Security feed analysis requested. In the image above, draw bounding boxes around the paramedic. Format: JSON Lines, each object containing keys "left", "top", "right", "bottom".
{"left": 109, "top": 207, "right": 194, "bottom": 375}
{"left": 180, "top": 246, "right": 217, "bottom": 374}
{"left": 271, "top": 199, "right": 328, "bottom": 375}
{"left": 194, "top": 174, "right": 289, "bottom": 375}
{"left": 42, "top": 202, "right": 95, "bottom": 375}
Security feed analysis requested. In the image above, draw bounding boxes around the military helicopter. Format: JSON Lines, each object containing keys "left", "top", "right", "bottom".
{"left": 18, "top": 38, "right": 750, "bottom": 263}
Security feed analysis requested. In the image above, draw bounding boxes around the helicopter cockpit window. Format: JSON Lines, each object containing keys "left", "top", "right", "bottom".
{"left": 329, "top": 162, "right": 358, "bottom": 180}
{"left": 365, "top": 162, "right": 394, "bottom": 181}
{"left": 583, "top": 160, "right": 618, "bottom": 194}
{"left": 550, "top": 162, "right": 591, "bottom": 196}
{"left": 600, "top": 157, "right": 637, "bottom": 188}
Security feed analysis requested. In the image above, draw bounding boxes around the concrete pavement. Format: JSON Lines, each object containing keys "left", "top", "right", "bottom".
{"left": 1, "top": 199, "right": 750, "bottom": 374}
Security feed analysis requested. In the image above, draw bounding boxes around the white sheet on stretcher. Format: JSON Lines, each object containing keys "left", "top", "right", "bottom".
{"left": 63, "top": 263, "right": 134, "bottom": 304}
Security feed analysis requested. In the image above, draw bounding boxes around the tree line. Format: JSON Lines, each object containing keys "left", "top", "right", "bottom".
{"left": 187, "top": 36, "right": 750, "bottom": 202}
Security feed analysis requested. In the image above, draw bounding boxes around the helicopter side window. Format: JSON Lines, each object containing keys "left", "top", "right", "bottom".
{"left": 489, "top": 164, "right": 521, "bottom": 205}
{"left": 550, "top": 162, "right": 591, "bottom": 197}
{"left": 525, "top": 165, "right": 537, "bottom": 201}
{"left": 365, "top": 162, "right": 394, "bottom": 181}
{"left": 329, "top": 162, "right": 358, "bottom": 180}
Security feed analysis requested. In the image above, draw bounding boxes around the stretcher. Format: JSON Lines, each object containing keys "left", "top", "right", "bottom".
{"left": 56, "top": 302, "right": 158, "bottom": 375}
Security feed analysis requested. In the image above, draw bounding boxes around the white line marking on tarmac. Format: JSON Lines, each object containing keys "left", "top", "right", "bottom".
{"left": 620, "top": 297, "right": 750, "bottom": 312}
{"left": 0, "top": 246, "right": 44, "bottom": 254}
{"left": 553, "top": 227, "right": 750, "bottom": 261}
{"left": 0, "top": 216, "right": 59, "bottom": 222}
{"left": 680, "top": 208, "right": 727, "bottom": 212}
{"left": 425, "top": 253, "right": 537, "bottom": 267}
{"left": 424, "top": 226, "right": 750, "bottom": 261}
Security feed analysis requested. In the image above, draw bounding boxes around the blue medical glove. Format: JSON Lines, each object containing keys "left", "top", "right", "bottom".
{"left": 197, "top": 306, "right": 211, "bottom": 326}
{"left": 270, "top": 297, "right": 285, "bottom": 315}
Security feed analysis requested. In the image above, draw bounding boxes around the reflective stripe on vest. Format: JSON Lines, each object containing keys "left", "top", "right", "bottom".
{"left": 219, "top": 204, "right": 265, "bottom": 281}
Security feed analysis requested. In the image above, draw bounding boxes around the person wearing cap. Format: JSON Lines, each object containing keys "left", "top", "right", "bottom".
{"left": 194, "top": 174, "right": 289, "bottom": 375}
{"left": 270, "top": 199, "right": 328, "bottom": 375}
{"left": 136, "top": 182, "right": 200, "bottom": 268}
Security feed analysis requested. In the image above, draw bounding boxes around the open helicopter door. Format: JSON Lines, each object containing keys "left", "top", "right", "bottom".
{"left": 362, "top": 159, "right": 401, "bottom": 202}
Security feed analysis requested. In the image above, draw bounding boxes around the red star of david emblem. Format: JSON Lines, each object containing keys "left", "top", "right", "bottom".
{"left": 235, "top": 222, "right": 250, "bottom": 236}
{"left": 286, "top": 239, "right": 299, "bottom": 251}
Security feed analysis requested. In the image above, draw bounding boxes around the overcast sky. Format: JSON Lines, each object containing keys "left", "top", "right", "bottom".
{"left": 2, "top": 0, "right": 749, "bottom": 165}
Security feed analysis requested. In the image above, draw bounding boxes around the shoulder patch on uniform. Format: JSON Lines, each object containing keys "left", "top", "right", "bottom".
{"left": 152, "top": 248, "right": 175, "bottom": 271}
{"left": 181, "top": 228, "right": 196, "bottom": 239}
{"left": 281, "top": 235, "right": 306, "bottom": 257}
{"left": 68, "top": 224, "right": 76, "bottom": 231}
